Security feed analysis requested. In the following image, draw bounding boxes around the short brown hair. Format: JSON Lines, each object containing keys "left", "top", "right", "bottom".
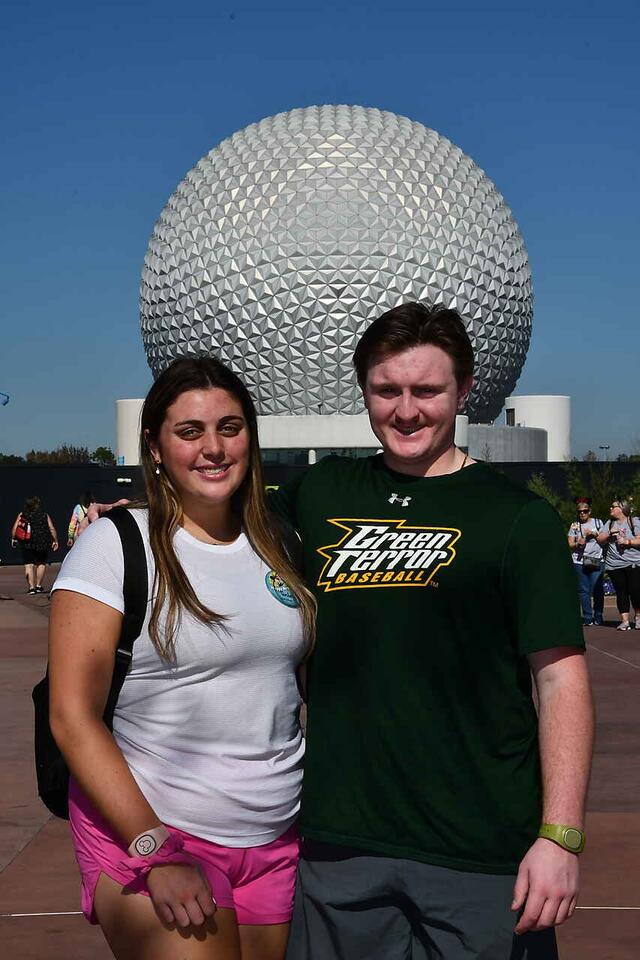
{"left": 352, "top": 301, "right": 474, "bottom": 387}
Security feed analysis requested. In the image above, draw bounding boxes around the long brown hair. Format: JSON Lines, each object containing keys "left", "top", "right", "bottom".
{"left": 139, "top": 356, "right": 316, "bottom": 661}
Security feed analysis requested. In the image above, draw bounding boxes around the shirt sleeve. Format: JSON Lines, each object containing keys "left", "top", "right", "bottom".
{"left": 52, "top": 517, "right": 125, "bottom": 613}
{"left": 267, "top": 469, "right": 310, "bottom": 529}
{"left": 502, "top": 498, "right": 585, "bottom": 656}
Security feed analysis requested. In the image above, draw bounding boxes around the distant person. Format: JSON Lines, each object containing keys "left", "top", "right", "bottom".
{"left": 67, "top": 491, "right": 94, "bottom": 547}
{"left": 567, "top": 498, "right": 604, "bottom": 626}
{"left": 11, "top": 496, "right": 59, "bottom": 594}
{"left": 48, "top": 357, "right": 315, "bottom": 960}
{"left": 597, "top": 498, "right": 640, "bottom": 630}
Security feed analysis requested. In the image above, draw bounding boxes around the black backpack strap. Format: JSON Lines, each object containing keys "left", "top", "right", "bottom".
{"left": 102, "top": 508, "right": 148, "bottom": 729}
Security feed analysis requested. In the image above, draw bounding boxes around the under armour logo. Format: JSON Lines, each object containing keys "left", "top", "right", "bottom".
{"left": 388, "top": 493, "right": 411, "bottom": 507}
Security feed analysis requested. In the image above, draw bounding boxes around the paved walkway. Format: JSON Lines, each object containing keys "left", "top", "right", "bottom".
{"left": 0, "top": 565, "right": 638, "bottom": 958}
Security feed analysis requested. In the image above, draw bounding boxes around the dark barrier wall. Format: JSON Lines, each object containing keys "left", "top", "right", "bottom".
{"left": 1, "top": 465, "right": 143, "bottom": 567}
{"left": 2, "top": 460, "right": 638, "bottom": 566}
{"left": 0, "top": 462, "right": 306, "bottom": 566}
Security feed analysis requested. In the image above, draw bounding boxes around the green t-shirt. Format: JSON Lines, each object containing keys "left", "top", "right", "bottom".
{"left": 271, "top": 455, "right": 584, "bottom": 874}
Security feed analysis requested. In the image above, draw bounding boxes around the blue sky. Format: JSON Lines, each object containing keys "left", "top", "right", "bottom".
{"left": 1, "top": 0, "right": 638, "bottom": 459}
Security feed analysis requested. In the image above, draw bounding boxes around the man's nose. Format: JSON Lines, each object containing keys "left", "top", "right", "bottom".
{"left": 396, "top": 393, "right": 419, "bottom": 421}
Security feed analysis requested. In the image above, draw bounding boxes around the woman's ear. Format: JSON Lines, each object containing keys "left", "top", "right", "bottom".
{"left": 144, "top": 429, "right": 161, "bottom": 465}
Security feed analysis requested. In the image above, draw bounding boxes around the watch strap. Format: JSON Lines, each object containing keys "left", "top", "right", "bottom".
{"left": 127, "top": 824, "right": 171, "bottom": 858}
{"left": 538, "top": 823, "right": 585, "bottom": 854}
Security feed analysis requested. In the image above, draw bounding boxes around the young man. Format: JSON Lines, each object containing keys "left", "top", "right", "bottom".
{"left": 272, "top": 302, "right": 593, "bottom": 960}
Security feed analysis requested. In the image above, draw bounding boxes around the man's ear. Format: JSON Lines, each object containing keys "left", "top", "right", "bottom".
{"left": 457, "top": 376, "right": 474, "bottom": 412}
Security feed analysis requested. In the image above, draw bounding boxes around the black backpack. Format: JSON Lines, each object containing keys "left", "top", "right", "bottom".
{"left": 32, "top": 509, "right": 148, "bottom": 819}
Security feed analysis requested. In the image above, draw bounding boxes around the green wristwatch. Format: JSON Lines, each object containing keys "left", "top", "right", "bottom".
{"left": 538, "top": 823, "right": 586, "bottom": 854}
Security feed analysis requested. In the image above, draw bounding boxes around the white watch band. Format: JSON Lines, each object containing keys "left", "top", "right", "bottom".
{"left": 127, "top": 824, "right": 170, "bottom": 858}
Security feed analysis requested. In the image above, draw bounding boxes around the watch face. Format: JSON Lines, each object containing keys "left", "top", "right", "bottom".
{"left": 134, "top": 833, "right": 158, "bottom": 856}
{"left": 563, "top": 828, "right": 583, "bottom": 851}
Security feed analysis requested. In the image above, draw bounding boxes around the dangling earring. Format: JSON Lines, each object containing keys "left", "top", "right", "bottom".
{"left": 155, "top": 462, "right": 161, "bottom": 476}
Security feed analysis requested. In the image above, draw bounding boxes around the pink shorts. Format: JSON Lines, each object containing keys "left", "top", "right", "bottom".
{"left": 68, "top": 780, "right": 299, "bottom": 926}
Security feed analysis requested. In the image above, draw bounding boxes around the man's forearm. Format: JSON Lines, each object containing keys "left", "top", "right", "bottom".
{"left": 535, "top": 653, "right": 594, "bottom": 827}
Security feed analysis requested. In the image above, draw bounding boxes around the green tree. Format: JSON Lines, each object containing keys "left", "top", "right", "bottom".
{"left": 582, "top": 450, "right": 598, "bottom": 462}
{"left": 25, "top": 445, "right": 91, "bottom": 464}
{"left": 0, "top": 452, "right": 25, "bottom": 463}
{"left": 92, "top": 446, "right": 116, "bottom": 466}
{"left": 526, "top": 472, "right": 574, "bottom": 527}
{"left": 626, "top": 471, "right": 640, "bottom": 515}
{"left": 561, "top": 461, "right": 616, "bottom": 521}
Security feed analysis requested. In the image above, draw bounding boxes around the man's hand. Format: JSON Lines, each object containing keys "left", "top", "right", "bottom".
{"left": 81, "top": 500, "right": 131, "bottom": 532}
{"left": 511, "top": 838, "right": 579, "bottom": 933}
{"left": 146, "top": 862, "right": 217, "bottom": 928}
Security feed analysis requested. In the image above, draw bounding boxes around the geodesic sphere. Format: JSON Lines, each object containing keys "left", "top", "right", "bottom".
{"left": 140, "top": 105, "right": 532, "bottom": 422}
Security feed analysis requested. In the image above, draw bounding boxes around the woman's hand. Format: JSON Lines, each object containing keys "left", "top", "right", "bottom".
{"left": 146, "top": 862, "right": 217, "bottom": 928}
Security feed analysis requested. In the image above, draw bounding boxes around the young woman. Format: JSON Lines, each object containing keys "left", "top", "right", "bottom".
{"left": 48, "top": 357, "right": 315, "bottom": 960}
{"left": 11, "top": 496, "right": 58, "bottom": 593}
{"left": 567, "top": 498, "right": 604, "bottom": 626}
{"left": 597, "top": 497, "right": 640, "bottom": 630}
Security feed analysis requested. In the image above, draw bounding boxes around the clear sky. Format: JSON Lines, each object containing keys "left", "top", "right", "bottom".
{"left": 1, "top": 0, "right": 638, "bottom": 459}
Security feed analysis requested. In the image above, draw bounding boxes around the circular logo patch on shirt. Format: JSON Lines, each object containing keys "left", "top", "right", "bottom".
{"left": 265, "top": 570, "right": 299, "bottom": 608}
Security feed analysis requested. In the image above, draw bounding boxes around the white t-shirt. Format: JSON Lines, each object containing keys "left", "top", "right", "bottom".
{"left": 53, "top": 510, "right": 306, "bottom": 847}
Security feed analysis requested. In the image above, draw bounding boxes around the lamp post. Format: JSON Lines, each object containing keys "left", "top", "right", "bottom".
{"left": 599, "top": 444, "right": 610, "bottom": 461}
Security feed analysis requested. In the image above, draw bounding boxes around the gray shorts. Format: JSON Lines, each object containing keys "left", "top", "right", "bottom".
{"left": 285, "top": 844, "right": 558, "bottom": 960}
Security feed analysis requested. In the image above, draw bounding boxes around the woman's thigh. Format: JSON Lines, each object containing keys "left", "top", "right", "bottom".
{"left": 608, "top": 568, "right": 629, "bottom": 610}
{"left": 239, "top": 922, "right": 290, "bottom": 960}
{"left": 94, "top": 872, "right": 241, "bottom": 960}
{"left": 628, "top": 565, "right": 640, "bottom": 609}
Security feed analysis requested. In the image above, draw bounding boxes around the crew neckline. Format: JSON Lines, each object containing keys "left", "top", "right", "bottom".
{"left": 371, "top": 453, "right": 486, "bottom": 487}
{"left": 175, "top": 526, "right": 249, "bottom": 554}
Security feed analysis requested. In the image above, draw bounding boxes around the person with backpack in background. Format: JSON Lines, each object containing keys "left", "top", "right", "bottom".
{"left": 11, "top": 496, "right": 58, "bottom": 594}
{"left": 567, "top": 498, "right": 605, "bottom": 626}
{"left": 597, "top": 497, "right": 640, "bottom": 630}
{"left": 67, "top": 491, "right": 95, "bottom": 547}
{"left": 47, "top": 357, "right": 315, "bottom": 960}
